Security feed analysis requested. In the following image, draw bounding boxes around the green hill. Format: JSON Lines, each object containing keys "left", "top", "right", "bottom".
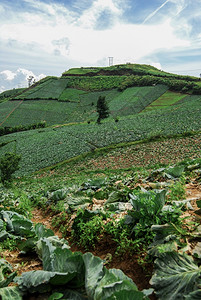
{"left": 0, "top": 64, "right": 200, "bottom": 175}
{"left": 0, "top": 64, "right": 201, "bottom": 299}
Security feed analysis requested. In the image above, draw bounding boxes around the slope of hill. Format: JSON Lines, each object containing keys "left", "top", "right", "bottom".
{"left": 0, "top": 64, "right": 201, "bottom": 300}
{"left": 0, "top": 63, "right": 200, "bottom": 175}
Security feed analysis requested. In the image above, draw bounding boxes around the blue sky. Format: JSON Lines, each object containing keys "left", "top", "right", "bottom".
{"left": 1, "top": 0, "right": 201, "bottom": 90}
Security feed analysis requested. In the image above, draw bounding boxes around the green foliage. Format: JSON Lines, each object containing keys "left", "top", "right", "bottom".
{"left": 119, "top": 74, "right": 199, "bottom": 94}
{"left": 0, "top": 238, "right": 18, "bottom": 251}
{"left": 58, "top": 88, "right": 86, "bottom": 102}
{"left": 0, "top": 286, "right": 22, "bottom": 300}
{"left": 125, "top": 190, "right": 182, "bottom": 247}
{"left": 168, "top": 176, "right": 186, "bottom": 201}
{"left": 96, "top": 96, "right": 110, "bottom": 124}
{"left": 72, "top": 209, "right": 106, "bottom": 249}
{"left": 0, "top": 209, "right": 144, "bottom": 299}
{"left": 0, "top": 152, "right": 21, "bottom": 184}
{"left": 150, "top": 252, "right": 201, "bottom": 300}
{"left": 0, "top": 188, "right": 33, "bottom": 217}
{"left": 0, "top": 121, "right": 46, "bottom": 136}
{"left": 65, "top": 76, "right": 125, "bottom": 91}
{"left": 0, "top": 88, "right": 25, "bottom": 101}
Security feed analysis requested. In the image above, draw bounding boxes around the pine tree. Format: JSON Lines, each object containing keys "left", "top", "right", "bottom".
{"left": 96, "top": 96, "right": 109, "bottom": 124}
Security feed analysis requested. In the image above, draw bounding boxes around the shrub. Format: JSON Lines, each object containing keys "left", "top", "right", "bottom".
{"left": 96, "top": 96, "right": 110, "bottom": 124}
{"left": 0, "top": 152, "right": 21, "bottom": 184}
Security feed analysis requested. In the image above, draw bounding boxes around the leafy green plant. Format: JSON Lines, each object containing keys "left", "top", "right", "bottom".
{"left": 125, "top": 189, "right": 182, "bottom": 247}
{"left": 0, "top": 238, "right": 18, "bottom": 251}
{"left": 127, "top": 190, "right": 166, "bottom": 226}
{"left": 150, "top": 252, "right": 201, "bottom": 300}
{"left": 168, "top": 176, "right": 186, "bottom": 201}
{"left": 72, "top": 213, "right": 104, "bottom": 249}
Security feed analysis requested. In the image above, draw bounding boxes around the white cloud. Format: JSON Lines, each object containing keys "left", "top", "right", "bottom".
{"left": 67, "top": 19, "right": 189, "bottom": 64}
{"left": 0, "top": 0, "right": 200, "bottom": 80}
{"left": 0, "top": 69, "right": 45, "bottom": 93}
{"left": 76, "top": 0, "right": 123, "bottom": 28}
{"left": 1, "top": 70, "right": 16, "bottom": 81}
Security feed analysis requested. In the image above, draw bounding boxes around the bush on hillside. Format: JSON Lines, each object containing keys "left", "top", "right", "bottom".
{"left": 0, "top": 121, "right": 46, "bottom": 136}
{"left": 96, "top": 96, "right": 110, "bottom": 124}
{"left": 0, "top": 152, "right": 21, "bottom": 184}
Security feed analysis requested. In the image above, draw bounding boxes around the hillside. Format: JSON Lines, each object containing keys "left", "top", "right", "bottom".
{"left": 0, "top": 64, "right": 201, "bottom": 175}
{"left": 0, "top": 64, "right": 201, "bottom": 299}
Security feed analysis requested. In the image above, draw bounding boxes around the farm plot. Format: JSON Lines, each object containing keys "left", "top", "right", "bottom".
{"left": 176, "top": 94, "right": 201, "bottom": 106}
{"left": 0, "top": 99, "right": 200, "bottom": 176}
{"left": 59, "top": 88, "right": 87, "bottom": 102}
{"left": 79, "top": 89, "right": 120, "bottom": 106}
{"left": 108, "top": 86, "right": 155, "bottom": 116}
{"left": 72, "top": 89, "right": 121, "bottom": 121}
{"left": 0, "top": 126, "right": 92, "bottom": 174}
{"left": 14, "top": 78, "right": 68, "bottom": 100}
{"left": 1, "top": 100, "right": 79, "bottom": 127}
{"left": 142, "top": 91, "right": 186, "bottom": 112}
{"left": 0, "top": 101, "right": 23, "bottom": 125}
{"left": 108, "top": 84, "right": 168, "bottom": 117}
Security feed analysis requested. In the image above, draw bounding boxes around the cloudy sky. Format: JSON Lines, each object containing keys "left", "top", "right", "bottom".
{"left": 1, "top": 0, "right": 201, "bottom": 91}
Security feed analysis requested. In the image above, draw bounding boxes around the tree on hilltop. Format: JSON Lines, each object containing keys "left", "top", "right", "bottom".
{"left": 96, "top": 96, "right": 109, "bottom": 124}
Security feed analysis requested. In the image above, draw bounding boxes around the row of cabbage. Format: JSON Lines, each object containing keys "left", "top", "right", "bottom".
{"left": 1, "top": 159, "right": 201, "bottom": 299}
{"left": 0, "top": 210, "right": 149, "bottom": 300}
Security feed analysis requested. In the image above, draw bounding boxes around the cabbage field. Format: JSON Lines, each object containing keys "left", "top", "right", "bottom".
{"left": 0, "top": 157, "right": 201, "bottom": 299}
{"left": 0, "top": 96, "right": 200, "bottom": 175}
{"left": 0, "top": 63, "right": 201, "bottom": 300}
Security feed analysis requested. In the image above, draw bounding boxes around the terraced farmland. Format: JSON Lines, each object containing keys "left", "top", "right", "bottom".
{"left": 0, "top": 97, "right": 200, "bottom": 175}
{"left": 142, "top": 91, "right": 186, "bottom": 112}
{"left": 0, "top": 85, "right": 168, "bottom": 127}
{"left": 14, "top": 77, "right": 68, "bottom": 100}
{"left": 0, "top": 100, "right": 78, "bottom": 127}
{"left": 0, "top": 63, "right": 200, "bottom": 175}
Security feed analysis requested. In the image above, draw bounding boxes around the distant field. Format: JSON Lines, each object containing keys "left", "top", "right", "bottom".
{"left": 143, "top": 91, "right": 186, "bottom": 112}
{"left": 109, "top": 85, "right": 168, "bottom": 116}
{"left": 14, "top": 78, "right": 68, "bottom": 100}
{"left": 0, "top": 88, "right": 25, "bottom": 101}
{"left": 0, "top": 86, "right": 169, "bottom": 127}
{"left": 0, "top": 98, "right": 200, "bottom": 175}
{"left": 62, "top": 64, "right": 199, "bottom": 81}
{"left": 0, "top": 101, "right": 21, "bottom": 126}
{"left": 59, "top": 88, "right": 87, "bottom": 102}
{"left": 0, "top": 100, "right": 79, "bottom": 127}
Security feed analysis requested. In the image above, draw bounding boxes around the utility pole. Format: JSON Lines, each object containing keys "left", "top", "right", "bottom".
{"left": 108, "top": 57, "right": 114, "bottom": 67}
